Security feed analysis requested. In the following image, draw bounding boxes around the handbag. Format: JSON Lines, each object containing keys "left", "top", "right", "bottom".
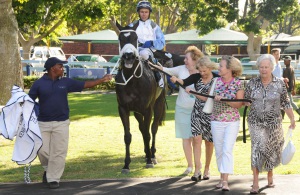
{"left": 281, "top": 128, "right": 296, "bottom": 165}
{"left": 203, "top": 78, "right": 217, "bottom": 114}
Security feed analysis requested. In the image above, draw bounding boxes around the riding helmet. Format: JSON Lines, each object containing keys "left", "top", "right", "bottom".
{"left": 136, "top": 1, "right": 152, "bottom": 12}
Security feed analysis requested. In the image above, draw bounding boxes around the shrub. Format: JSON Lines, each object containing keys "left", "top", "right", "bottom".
{"left": 296, "top": 82, "right": 300, "bottom": 94}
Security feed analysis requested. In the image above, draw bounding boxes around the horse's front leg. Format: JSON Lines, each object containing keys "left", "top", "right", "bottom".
{"left": 150, "top": 93, "right": 165, "bottom": 165}
{"left": 118, "top": 106, "right": 131, "bottom": 174}
{"left": 134, "top": 111, "right": 153, "bottom": 168}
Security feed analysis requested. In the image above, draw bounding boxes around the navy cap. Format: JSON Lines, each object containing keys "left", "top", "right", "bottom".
{"left": 284, "top": 56, "right": 292, "bottom": 61}
{"left": 44, "top": 57, "right": 68, "bottom": 71}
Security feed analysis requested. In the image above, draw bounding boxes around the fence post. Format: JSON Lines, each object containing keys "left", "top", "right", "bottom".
{"left": 26, "top": 65, "right": 31, "bottom": 76}
{"left": 107, "top": 67, "right": 110, "bottom": 74}
{"left": 65, "top": 65, "right": 70, "bottom": 78}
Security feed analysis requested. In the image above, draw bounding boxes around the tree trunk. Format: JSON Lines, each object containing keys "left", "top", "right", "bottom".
{"left": 0, "top": 0, "right": 23, "bottom": 105}
{"left": 246, "top": 18, "right": 269, "bottom": 61}
{"left": 247, "top": 32, "right": 262, "bottom": 61}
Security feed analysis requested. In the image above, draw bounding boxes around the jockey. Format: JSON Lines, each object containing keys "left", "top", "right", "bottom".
{"left": 129, "top": 0, "right": 165, "bottom": 87}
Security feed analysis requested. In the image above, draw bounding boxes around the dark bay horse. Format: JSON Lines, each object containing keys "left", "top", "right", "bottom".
{"left": 115, "top": 21, "right": 166, "bottom": 173}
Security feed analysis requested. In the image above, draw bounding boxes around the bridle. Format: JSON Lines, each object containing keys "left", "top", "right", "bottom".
{"left": 114, "top": 29, "right": 144, "bottom": 85}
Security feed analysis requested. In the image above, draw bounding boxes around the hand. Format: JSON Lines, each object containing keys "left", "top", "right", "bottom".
{"left": 142, "top": 41, "right": 153, "bottom": 48}
{"left": 292, "top": 90, "right": 296, "bottom": 96}
{"left": 283, "top": 78, "right": 289, "bottom": 83}
{"left": 289, "top": 119, "right": 296, "bottom": 130}
{"left": 102, "top": 74, "right": 112, "bottom": 82}
{"left": 214, "top": 95, "right": 223, "bottom": 102}
{"left": 170, "top": 76, "right": 177, "bottom": 83}
{"left": 152, "top": 64, "right": 162, "bottom": 70}
{"left": 244, "top": 102, "right": 251, "bottom": 106}
{"left": 185, "top": 87, "right": 191, "bottom": 94}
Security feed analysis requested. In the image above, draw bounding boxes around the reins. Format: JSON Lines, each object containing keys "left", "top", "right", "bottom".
{"left": 148, "top": 61, "right": 251, "bottom": 143}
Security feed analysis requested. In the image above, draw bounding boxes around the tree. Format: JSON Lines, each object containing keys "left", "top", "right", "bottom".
{"left": 192, "top": 0, "right": 298, "bottom": 60}
{"left": 270, "top": 5, "right": 300, "bottom": 35}
{"left": 0, "top": 0, "right": 23, "bottom": 104}
{"left": 12, "top": 0, "right": 105, "bottom": 59}
{"left": 101, "top": 0, "right": 198, "bottom": 34}
{"left": 66, "top": 0, "right": 104, "bottom": 35}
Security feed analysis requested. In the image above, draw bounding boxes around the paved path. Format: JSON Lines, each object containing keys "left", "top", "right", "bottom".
{"left": 1, "top": 175, "right": 299, "bottom": 195}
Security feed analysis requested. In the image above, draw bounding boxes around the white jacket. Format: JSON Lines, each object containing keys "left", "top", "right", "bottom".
{"left": 0, "top": 85, "right": 42, "bottom": 165}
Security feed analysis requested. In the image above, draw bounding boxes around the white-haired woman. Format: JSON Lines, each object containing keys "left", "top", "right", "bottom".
{"left": 245, "top": 54, "right": 296, "bottom": 194}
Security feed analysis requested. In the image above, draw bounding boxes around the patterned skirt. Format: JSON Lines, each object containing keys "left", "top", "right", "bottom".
{"left": 191, "top": 100, "right": 213, "bottom": 142}
{"left": 249, "top": 122, "right": 284, "bottom": 172}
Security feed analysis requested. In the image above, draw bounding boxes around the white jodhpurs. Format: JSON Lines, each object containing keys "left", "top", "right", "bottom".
{"left": 139, "top": 48, "right": 154, "bottom": 60}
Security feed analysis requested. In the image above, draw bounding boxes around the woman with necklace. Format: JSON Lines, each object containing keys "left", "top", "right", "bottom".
{"left": 211, "top": 55, "right": 244, "bottom": 191}
{"left": 153, "top": 46, "right": 203, "bottom": 176}
{"left": 244, "top": 54, "right": 296, "bottom": 194}
{"left": 170, "top": 56, "right": 219, "bottom": 182}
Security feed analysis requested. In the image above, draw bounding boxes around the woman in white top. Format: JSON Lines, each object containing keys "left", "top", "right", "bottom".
{"left": 154, "top": 46, "right": 203, "bottom": 179}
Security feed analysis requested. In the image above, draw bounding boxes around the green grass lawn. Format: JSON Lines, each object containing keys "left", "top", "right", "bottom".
{"left": 1, "top": 92, "right": 299, "bottom": 183}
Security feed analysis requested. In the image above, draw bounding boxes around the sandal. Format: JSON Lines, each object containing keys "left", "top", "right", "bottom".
{"left": 267, "top": 176, "right": 275, "bottom": 188}
{"left": 191, "top": 172, "right": 201, "bottom": 182}
{"left": 250, "top": 186, "right": 259, "bottom": 194}
{"left": 203, "top": 170, "right": 210, "bottom": 180}
{"left": 183, "top": 167, "right": 193, "bottom": 175}
{"left": 215, "top": 180, "right": 223, "bottom": 189}
{"left": 267, "top": 182, "right": 275, "bottom": 188}
{"left": 221, "top": 181, "right": 230, "bottom": 191}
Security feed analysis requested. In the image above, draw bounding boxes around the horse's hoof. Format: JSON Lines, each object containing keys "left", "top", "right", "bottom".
{"left": 121, "top": 169, "right": 130, "bottom": 174}
{"left": 145, "top": 163, "right": 154, "bottom": 168}
{"left": 151, "top": 158, "right": 158, "bottom": 165}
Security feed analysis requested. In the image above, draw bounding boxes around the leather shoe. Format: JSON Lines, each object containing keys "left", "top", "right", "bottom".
{"left": 49, "top": 181, "right": 59, "bottom": 189}
{"left": 42, "top": 171, "right": 47, "bottom": 183}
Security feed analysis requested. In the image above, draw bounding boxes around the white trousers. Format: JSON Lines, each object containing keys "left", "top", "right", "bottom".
{"left": 139, "top": 48, "right": 154, "bottom": 60}
{"left": 211, "top": 121, "right": 240, "bottom": 174}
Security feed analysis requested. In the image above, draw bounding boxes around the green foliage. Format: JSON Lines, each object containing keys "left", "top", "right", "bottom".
{"left": 13, "top": 0, "right": 67, "bottom": 37}
{"left": 66, "top": 0, "right": 105, "bottom": 34}
{"left": 23, "top": 76, "right": 39, "bottom": 89}
{"left": 296, "top": 82, "right": 300, "bottom": 94}
{"left": 194, "top": 0, "right": 237, "bottom": 35}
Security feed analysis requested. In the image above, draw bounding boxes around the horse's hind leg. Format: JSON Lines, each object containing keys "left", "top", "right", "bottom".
{"left": 134, "top": 111, "right": 153, "bottom": 168}
{"left": 119, "top": 106, "right": 131, "bottom": 174}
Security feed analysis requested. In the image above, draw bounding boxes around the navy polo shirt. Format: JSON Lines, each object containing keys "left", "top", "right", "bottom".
{"left": 29, "top": 74, "right": 85, "bottom": 122}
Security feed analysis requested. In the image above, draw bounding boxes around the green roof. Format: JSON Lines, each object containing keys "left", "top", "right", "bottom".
{"left": 165, "top": 28, "right": 248, "bottom": 45}
{"left": 59, "top": 28, "right": 248, "bottom": 45}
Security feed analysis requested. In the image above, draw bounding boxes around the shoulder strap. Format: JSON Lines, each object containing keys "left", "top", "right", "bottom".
{"left": 133, "top": 20, "right": 156, "bottom": 29}
{"left": 132, "top": 20, "right": 139, "bottom": 26}
{"left": 150, "top": 20, "right": 156, "bottom": 29}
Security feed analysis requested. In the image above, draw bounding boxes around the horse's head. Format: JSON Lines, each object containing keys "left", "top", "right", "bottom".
{"left": 116, "top": 21, "right": 139, "bottom": 68}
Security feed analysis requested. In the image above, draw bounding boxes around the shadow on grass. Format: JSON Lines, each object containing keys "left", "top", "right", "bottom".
{"left": 68, "top": 93, "right": 176, "bottom": 121}
{"left": 1, "top": 152, "right": 178, "bottom": 183}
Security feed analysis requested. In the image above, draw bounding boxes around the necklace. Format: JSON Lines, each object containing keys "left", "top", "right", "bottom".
{"left": 261, "top": 78, "right": 271, "bottom": 85}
